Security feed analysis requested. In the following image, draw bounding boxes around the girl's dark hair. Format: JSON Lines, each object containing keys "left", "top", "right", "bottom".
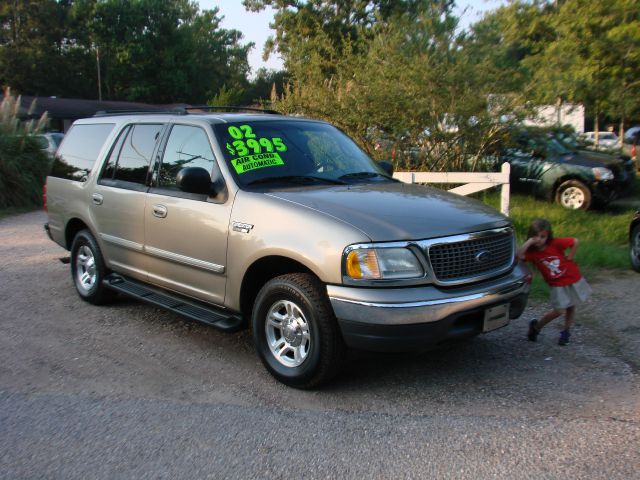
{"left": 527, "top": 218, "right": 553, "bottom": 243}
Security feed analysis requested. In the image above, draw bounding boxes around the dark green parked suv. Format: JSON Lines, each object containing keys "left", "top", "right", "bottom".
{"left": 497, "top": 129, "right": 636, "bottom": 210}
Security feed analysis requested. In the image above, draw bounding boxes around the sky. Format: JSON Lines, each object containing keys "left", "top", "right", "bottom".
{"left": 197, "top": 0, "right": 507, "bottom": 75}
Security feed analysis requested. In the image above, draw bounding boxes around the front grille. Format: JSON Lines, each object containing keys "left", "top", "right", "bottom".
{"left": 425, "top": 229, "right": 514, "bottom": 283}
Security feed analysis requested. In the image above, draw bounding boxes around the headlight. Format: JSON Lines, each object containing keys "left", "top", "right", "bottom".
{"left": 345, "top": 246, "right": 424, "bottom": 280}
{"left": 592, "top": 167, "right": 614, "bottom": 181}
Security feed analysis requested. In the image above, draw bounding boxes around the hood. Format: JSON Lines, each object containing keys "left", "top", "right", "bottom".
{"left": 266, "top": 182, "right": 509, "bottom": 242}
{"left": 564, "top": 150, "right": 623, "bottom": 168}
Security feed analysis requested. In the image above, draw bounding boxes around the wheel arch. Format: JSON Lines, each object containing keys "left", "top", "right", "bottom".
{"left": 239, "top": 256, "right": 316, "bottom": 322}
{"left": 65, "top": 218, "right": 92, "bottom": 249}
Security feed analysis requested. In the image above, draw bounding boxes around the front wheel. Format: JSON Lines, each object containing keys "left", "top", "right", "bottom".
{"left": 70, "top": 229, "right": 115, "bottom": 305}
{"left": 631, "top": 225, "right": 640, "bottom": 272}
{"left": 555, "top": 180, "right": 592, "bottom": 210}
{"left": 252, "top": 273, "right": 346, "bottom": 388}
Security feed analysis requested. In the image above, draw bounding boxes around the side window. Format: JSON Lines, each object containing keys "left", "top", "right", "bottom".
{"left": 100, "top": 126, "right": 131, "bottom": 181}
{"left": 158, "top": 125, "right": 216, "bottom": 188}
{"left": 113, "top": 124, "right": 163, "bottom": 184}
{"left": 50, "top": 123, "right": 115, "bottom": 181}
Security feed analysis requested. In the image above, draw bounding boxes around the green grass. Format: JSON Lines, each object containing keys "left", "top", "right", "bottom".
{"left": 476, "top": 179, "right": 639, "bottom": 297}
{"left": 480, "top": 184, "right": 637, "bottom": 267}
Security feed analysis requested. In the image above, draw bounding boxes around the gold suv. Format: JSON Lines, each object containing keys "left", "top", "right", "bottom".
{"left": 44, "top": 109, "right": 530, "bottom": 388}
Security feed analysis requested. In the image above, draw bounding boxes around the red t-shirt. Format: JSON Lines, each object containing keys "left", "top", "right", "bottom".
{"left": 524, "top": 237, "right": 582, "bottom": 287}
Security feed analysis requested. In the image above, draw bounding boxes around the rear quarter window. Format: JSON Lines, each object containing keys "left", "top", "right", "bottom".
{"left": 50, "top": 123, "right": 115, "bottom": 181}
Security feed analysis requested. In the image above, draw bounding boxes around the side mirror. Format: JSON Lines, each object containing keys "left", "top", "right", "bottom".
{"left": 378, "top": 160, "right": 394, "bottom": 176}
{"left": 176, "top": 167, "right": 215, "bottom": 195}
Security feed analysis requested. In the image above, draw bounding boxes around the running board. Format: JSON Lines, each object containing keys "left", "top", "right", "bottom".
{"left": 103, "top": 274, "right": 244, "bottom": 332}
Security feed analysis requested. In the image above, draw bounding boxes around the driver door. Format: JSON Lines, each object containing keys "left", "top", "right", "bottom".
{"left": 144, "top": 123, "right": 232, "bottom": 305}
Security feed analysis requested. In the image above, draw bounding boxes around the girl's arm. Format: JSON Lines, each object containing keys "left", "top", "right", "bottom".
{"left": 567, "top": 237, "right": 579, "bottom": 261}
{"left": 516, "top": 237, "right": 535, "bottom": 261}
{"left": 518, "top": 259, "right": 533, "bottom": 283}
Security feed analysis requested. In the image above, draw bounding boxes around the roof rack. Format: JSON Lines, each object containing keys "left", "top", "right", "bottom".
{"left": 180, "top": 105, "right": 281, "bottom": 115}
{"left": 93, "top": 105, "right": 282, "bottom": 118}
{"left": 94, "top": 109, "right": 176, "bottom": 117}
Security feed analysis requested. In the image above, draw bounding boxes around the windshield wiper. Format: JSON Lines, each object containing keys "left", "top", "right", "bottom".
{"left": 338, "top": 171, "right": 390, "bottom": 181}
{"left": 247, "top": 175, "right": 346, "bottom": 186}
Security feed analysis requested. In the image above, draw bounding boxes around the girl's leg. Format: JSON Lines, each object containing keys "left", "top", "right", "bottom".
{"left": 564, "top": 306, "right": 576, "bottom": 331}
{"left": 528, "top": 308, "right": 563, "bottom": 342}
{"left": 558, "top": 306, "right": 575, "bottom": 345}
{"left": 536, "top": 308, "right": 564, "bottom": 330}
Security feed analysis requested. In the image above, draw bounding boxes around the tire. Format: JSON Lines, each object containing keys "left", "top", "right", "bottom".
{"left": 555, "top": 180, "right": 592, "bottom": 210}
{"left": 70, "top": 229, "right": 115, "bottom": 305}
{"left": 251, "top": 273, "right": 346, "bottom": 388}
{"left": 631, "top": 224, "right": 640, "bottom": 273}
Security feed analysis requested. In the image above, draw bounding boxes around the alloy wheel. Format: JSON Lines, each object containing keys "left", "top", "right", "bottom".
{"left": 75, "top": 245, "right": 97, "bottom": 293}
{"left": 265, "top": 299, "right": 311, "bottom": 368}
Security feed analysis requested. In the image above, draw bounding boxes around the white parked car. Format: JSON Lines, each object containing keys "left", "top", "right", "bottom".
{"left": 582, "top": 131, "right": 620, "bottom": 149}
{"left": 34, "top": 132, "right": 65, "bottom": 158}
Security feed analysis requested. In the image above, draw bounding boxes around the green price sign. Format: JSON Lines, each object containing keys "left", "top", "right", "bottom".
{"left": 226, "top": 125, "right": 287, "bottom": 158}
{"left": 232, "top": 152, "right": 285, "bottom": 174}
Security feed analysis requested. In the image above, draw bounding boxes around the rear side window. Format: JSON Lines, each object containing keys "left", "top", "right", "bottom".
{"left": 49, "top": 123, "right": 115, "bottom": 181}
{"left": 100, "top": 124, "right": 163, "bottom": 185}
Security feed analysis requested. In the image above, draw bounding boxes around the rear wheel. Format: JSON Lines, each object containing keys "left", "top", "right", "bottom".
{"left": 555, "top": 180, "right": 592, "bottom": 210}
{"left": 70, "top": 230, "right": 115, "bottom": 305}
{"left": 631, "top": 224, "right": 640, "bottom": 272}
{"left": 252, "top": 273, "right": 346, "bottom": 388}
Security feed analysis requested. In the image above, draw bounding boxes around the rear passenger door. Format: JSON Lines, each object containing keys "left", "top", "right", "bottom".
{"left": 144, "top": 123, "right": 231, "bottom": 305}
{"left": 92, "top": 123, "right": 165, "bottom": 281}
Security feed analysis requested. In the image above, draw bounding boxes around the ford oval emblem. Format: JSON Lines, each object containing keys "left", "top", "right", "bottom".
{"left": 475, "top": 250, "right": 491, "bottom": 263}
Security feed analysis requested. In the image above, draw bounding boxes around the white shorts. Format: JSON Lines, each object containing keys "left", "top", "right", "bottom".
{"left": 549, "top": 277, "right": 592, "bottom": 309}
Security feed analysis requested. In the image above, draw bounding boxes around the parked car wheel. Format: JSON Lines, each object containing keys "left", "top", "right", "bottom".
{"left": 70, "top": 230, "right": 115, "bottom": 305}
{"left": 556, "top": 180, "right": 592, "bottom": 210}
{"left": 252, "top": 273, "right": 346, "bottom": 388}
{"left": 631, "top": 224, "right": 640, "bottom": 272}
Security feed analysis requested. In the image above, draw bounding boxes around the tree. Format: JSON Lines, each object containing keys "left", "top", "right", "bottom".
{"left": 69, "top": 0, "right": 252, "bottom": 103}
{"left": 1, "top": 0, "right": 253, "bottom": 104}
{"left": 0, "top": 0, "right": 96, "bottom": 98}
{"left": 465, "top": 0, "right": 640, "bottom": 136}
{"left": 242, "top": 0, "right": 451, "bottom": 75}
{"left": 462, "top": 0, "right": 555, "bottom": 98}
{"left": 267, "top": 2, "right": 511, "bottom": 171}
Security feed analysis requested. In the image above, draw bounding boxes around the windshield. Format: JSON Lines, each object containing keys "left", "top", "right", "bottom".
{"left": 520, "top": 133, "right": 572, "bottom": 156}
{"left": 544, "top": 136, "right": 572, "bottom": 155}
{"left": 213, "top": 120, "right": 389, "bottom": 188}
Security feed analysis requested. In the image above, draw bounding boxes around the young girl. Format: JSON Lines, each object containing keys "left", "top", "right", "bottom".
{"left": 517, "top": 218, "right": 592, "bottom": 346}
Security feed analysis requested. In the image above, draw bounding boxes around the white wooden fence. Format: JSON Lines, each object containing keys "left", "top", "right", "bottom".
{"left": 392, "top": 162, "right": 511, "bottom": 216}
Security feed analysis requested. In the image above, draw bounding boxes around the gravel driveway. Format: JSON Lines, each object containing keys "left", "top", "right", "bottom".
{"left": 1, "top": 210, "right": 638, "bottom": 479}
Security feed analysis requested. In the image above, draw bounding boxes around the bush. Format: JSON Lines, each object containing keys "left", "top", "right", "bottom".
{"left": 0, "top": 134, "right": 50, "bottom": 208}
{"left": 0, "top": 88, "right": 50, "bottom": 209}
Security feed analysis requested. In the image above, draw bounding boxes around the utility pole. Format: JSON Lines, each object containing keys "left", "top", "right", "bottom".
{"left": 96, "top": 46, "right": 102, "bottom": 102}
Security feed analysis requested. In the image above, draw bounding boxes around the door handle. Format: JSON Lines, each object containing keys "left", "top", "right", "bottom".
{"left": 152, "top": 204, "right": 168, "bottom": 218}
{"left": 92, "top": 193, "right": 103, "bottom": 205}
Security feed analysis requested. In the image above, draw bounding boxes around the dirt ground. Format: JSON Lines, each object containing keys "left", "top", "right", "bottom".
{"left": 1, "top": 210, "right": 639, "bottom": 479}
{"left": 558, "top": 268, "right": 640, "bottom": 372}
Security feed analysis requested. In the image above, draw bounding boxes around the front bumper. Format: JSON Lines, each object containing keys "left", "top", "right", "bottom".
{"left": 589, "top": 180, "right": 618, "bottom": 204}
{"left": 594, "top": 165, "right": 637, "bottom": 203}
{"left": 328, "top": 265, "right": 530, "bottom": 352}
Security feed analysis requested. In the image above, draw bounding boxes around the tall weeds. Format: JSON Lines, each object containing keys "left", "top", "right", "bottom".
{"left": 0, "top": 88, "right": 50, "bottom": 209}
